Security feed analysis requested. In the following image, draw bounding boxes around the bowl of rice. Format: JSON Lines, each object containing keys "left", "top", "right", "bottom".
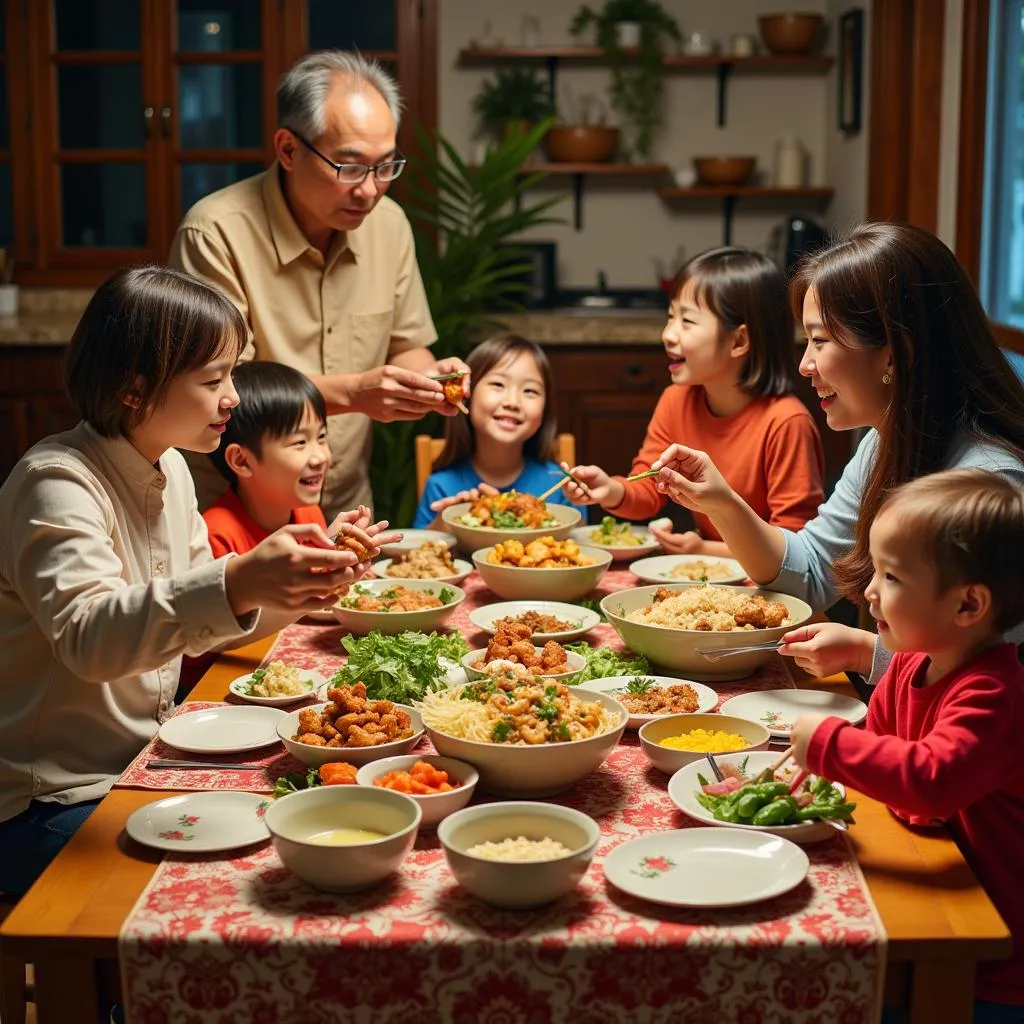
{"left": 638, "top": 713, "right": 771, "bottom": 773}
{"left": 438, "top": 801, "right": 600, "bottom": 908}
{"left": 601, "top": 584, "right": 812, "bottom": 681}
{"left": 441, "top": 498, "right": 581, "bottom": 553}
{"left": 471, "top": 541, "right": 612, "bottom": 601}
{"left": 417, "top": 663, "right": 627, "bottom": 797}
{"left": 331, "top": 578, "right": 466, "bottom": 636}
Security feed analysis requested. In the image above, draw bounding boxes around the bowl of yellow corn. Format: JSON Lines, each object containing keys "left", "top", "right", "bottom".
{"left": 637, "top": 713, "right": 771, "bottom": 774}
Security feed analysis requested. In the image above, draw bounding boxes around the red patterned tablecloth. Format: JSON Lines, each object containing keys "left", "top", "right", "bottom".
{"left": 118, "top": 740, "right": 886, "bottom": 1023}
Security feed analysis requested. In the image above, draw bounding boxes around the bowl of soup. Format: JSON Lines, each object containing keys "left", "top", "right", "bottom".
{"left": 263, "top": 785, "right": 421, "bottom": 892}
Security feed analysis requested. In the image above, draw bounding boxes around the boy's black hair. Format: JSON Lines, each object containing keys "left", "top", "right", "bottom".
{"left": 208, "top": 361, "right": 328, "bottom": 486}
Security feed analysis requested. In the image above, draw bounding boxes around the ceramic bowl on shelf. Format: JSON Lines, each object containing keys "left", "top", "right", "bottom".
{"left": 692, "top": 156, "right": 757, "bottom": 186}
{"left": 758, "top": 13, "right": 824, "bottom": 55}
{"left": 544, "top": 125, "right": 619, "bottom": 163}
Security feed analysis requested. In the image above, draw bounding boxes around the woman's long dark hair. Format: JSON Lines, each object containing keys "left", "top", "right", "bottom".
{"left": 790, "top": 221, "right": 1024, "bottom": 602}
{"left": 433, "top": 333, "right": 558, "bottom": 472}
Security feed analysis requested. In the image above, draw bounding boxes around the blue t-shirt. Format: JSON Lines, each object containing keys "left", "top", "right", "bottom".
{"left": 413, "top": 457, "right": 586, "bottom": 528}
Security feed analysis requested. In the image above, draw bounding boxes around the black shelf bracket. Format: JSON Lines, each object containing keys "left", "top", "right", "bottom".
{"left": 715, "top": 63, "right": 732, "bottom": 127}
{"left": 722, "top": 194, "right": 738, "bottom": 245}
{"left": 572, "top": 173, "right": 585, "bottom": 229}
{"left": 546, "top": 55, "right": 559, "bottom": 104}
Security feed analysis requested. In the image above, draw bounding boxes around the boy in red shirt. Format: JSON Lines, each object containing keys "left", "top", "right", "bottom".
{"left": 791, "top": 469, "right": 1024, "bottom": 1021}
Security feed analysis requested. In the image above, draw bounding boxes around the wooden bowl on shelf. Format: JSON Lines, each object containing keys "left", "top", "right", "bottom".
{"left": 544, "top": 125, "right": 619, "bottom": 163}
{"left": 692, "top": 156, "right": 757, "bottom": 186}
{"left": 758, "top": 13, "right": 824, "bottom": 55}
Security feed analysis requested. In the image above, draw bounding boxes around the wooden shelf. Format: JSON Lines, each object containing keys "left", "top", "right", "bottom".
{"left": 658, "top": 186, "right": 835, "bottom": 245}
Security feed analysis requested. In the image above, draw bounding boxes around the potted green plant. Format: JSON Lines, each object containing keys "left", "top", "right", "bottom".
{"left": 569, "top": 0, "right": 681, "bottom": 160}
{"left": 471, "top": 68, "right": 554, "bottom": 143}
{"left": 367, "top": 121, "right": 566, "bottom": 525}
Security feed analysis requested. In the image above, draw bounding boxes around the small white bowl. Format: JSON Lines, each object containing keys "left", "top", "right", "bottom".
{"left": 277, "top": 702, "right": 425, "bottom": 768}
{"left": 472, "top": 544, "right": 612, "bottom": 601}
{"left": 460, "top": 647, "right": 586, "bottom": 682}
{"left": 379, "top": 529, "right": 457, "bottom": 559}
{"left": 331, "top": 578, "right": 466, "bottom": 636}
{"left": 264, "top": 786, "right": 421, "bottom": 892}
{"left": 373, "top": 556, "right": 473, "bottom": 585}
{"left": 438, "top": 801, "right": 600, "bottom": 908}
{"left": 355, "top": 754, "right": 479, "bottom": 828}
{"left": 441, "top": 502, "right": 581, "bottom": 554}
{"left": 568, "top": 523, "right": 660, "bottom": 561}
{"left": 638, "top": 712, "right": 771, "bottom": 774}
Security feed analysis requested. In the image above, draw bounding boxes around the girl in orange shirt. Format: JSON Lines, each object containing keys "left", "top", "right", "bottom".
{"left": 564, "top": 247, "right": 823, "bottom": 556}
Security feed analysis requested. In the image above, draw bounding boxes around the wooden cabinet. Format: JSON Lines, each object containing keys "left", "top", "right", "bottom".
{"left": 6, "top": 0, "right": 438, "bottom": 285}
{"left": 0, "top": 346, "right": 76, "bottom": 478}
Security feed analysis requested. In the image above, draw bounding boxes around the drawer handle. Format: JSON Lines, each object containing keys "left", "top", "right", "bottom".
{"left": 619, "top": 370, "right": 654, "bottom": 388}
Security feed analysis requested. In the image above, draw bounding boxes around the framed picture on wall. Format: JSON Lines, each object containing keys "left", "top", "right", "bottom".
{"left": 838, "top": 8, "right": 864, "bottom": 133}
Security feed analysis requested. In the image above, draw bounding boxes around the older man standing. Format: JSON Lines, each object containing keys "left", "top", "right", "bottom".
{"left": 170, "top": 51, "right": 467, "bottom": 517}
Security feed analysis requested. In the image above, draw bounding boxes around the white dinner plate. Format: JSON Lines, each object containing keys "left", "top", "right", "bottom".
{"left": 126, "top": 791, "right": 270, "bottom": 853}
{"left": 158, "top": 705, "right": 286, "bottom": 754}
{"left": 630, "top": 554, "right": 747, "bottom": 586}
{"left": 667, "top": 751, "right": 848, "bottom": 845}
{"left": 568, "top": 524, "right": 660, "bottom": 561}
{"left": 228, "top": 670, "right": 329, "bottom": 707}
{"left": 372, "top": 556, "right": 474, "bottom": 585}
{"left": 719, "top": 689, "right": 868, "bottom": 738}
{"left": 603, "top": 827, "right": 809, "bottom": 908}
{"left": 379, "top": 529, "right": 457, "bottom": 559}
{"left": 467, "top": 600, "right": 601, "bottom": 642}
{"left": 576, "top": 675, "right": 718, "bottom": 729}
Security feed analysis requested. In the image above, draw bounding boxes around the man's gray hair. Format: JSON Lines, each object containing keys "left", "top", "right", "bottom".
{"left": 277, "top": 51, "right": 403, "bottom": 138}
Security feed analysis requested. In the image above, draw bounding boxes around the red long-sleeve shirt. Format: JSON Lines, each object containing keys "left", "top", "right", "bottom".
{"left": 807, "top": 644, "right": 1024, "bottom": 1005}
{"left": 610, "top": 384, "right": 824, "bottom": 537}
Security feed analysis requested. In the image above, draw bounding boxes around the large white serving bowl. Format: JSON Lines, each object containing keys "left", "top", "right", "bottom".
{"left": 378, "top": 529, "right": 457, "bottom": 559}
{"left": 637, "top": 713, "right": 771, "bottom": 774}
{"left": 472, "top": 545, "right": 612, "bottom": 601}
{"left": 331, "top": 578, "right": 465, "bottom": 636}
{"left": 460, "top": 646, "right": 587, "bottom": 682}
{"left": 468, "top": 600, "right": 601, "bottom": 642}
{"left": 600, "top": 584, "right": 812, "bottom": 681}
{"left": 264, "top": 786, "right": 421, "bottom": 893}
{"left": 355, "top": 754, "right": 479, "bottom": 828}
{"left": 630, "top": 553, "right": 746, "bottom": 586}
{"left": 569, "top": 523, "right": 660, "bottom": 561}
{"left": 441, "top": 501, "right": 581, "bottom": 553}
{"left": 373, "top": 556, "right": 473, "bottom": 585}
{"left": 438, "top": 801, "right": 600, "bottom": 908}
{"left": 424, "top": 687, "right": 627, "bottom": 797}
{"left": 277, "top": 702, "right": 425, "bottom": 768}
{"left": 667, "top": 751, "right": 848, "bottom": 845}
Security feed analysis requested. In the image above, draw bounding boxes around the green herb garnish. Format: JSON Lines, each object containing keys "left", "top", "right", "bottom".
{"left": 438, "top": 586, "right": 455, "bottom": 604}
{"left": 491, "top": 719, "right": 514, "bottom": 742}
{"left": 492, "top": 509, "right": 527, "bottom": 529}
{"left": 272, "top": 768, "right": 321, "bottom": 798}
{"left": 243, "top": 668, "right": 267, "bottom": 695}
{"left": 462, "top": 679, "right": 498, "bottom": 702}
{"left": 626, "top": 676, "right": 655, "bottom": 695}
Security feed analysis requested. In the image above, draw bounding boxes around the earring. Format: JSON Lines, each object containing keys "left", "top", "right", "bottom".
{"left": 882, "top": 372, "right": 892, "bottom": 385}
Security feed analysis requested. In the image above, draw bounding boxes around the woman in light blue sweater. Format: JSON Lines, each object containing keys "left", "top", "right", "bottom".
{"left": 648, "top": 223, "right": 1024, "bottom": 681}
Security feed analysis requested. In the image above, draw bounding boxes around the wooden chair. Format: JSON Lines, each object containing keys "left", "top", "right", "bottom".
{"left": 414, "top": 433, "right": 576, "bottom": 499}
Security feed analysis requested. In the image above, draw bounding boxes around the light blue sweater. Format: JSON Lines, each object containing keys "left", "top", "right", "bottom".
{"left": 768, "top": 429, "right": 1024, "bottom": 680}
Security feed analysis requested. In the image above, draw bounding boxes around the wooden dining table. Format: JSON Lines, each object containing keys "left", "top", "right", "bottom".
{"left": 0, "top": 632, "right": 1011, "bottom": 1024}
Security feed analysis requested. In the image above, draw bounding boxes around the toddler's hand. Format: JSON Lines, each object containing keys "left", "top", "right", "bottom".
{"left": 790, "top": 712, "right": 832, "bottom": 769}
{"left": 648, "top": 521, "right": 703, "bottom": 554}
{"left": 429, "top": 483, "right": 499, "bottom": 515}
{"left": 777, "top": 622, "right": 875, "bottom": 678}
{"left": 562, "top": 464, "right": 620, "bottom": 508}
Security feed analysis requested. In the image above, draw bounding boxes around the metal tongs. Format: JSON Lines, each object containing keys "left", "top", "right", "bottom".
{"left": 695, "top": 640, "right": 784, "bottom": 662}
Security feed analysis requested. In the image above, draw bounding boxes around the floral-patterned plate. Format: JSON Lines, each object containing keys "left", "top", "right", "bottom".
{"left": 719, "top": 689, "right": 867, "bottom": 738}
{"left": 602, "top": 828, "right": 809, "bottom": 908}
{"left": 125, "top": 791, "right": 270, "bottom": 853}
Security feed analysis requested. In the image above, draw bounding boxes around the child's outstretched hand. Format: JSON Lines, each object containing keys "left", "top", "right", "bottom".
{"left": 790, "top": 712, "right": 832, "bottom": 769}
{"left": 650, "top": 444, "right": 734, "bottom": 514}
{"left": 648, "top": 519, "right": 703, "bottom": 555}
{"left": 561, "top": 464, "right": 622, "bottom": 508}
{"left": 429, "top": 483, "right": 499, "bottom": 522}
{"left": 328, "top": 505, "right": 400, "bottom": 560}
{"left": 225, "top": 523, "right": 377, "bottom": 616}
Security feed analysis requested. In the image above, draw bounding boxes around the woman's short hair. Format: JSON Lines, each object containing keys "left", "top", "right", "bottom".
{"left": 878, "top": 469, "right": 1024, "bottom": 633}
{"left": 433, "top": 334, "right": 558, "bottom": 471}
{"left": 277, "top": 50, "right": 403, "bottom": 139}
{"left": 64, "top": 265, "right": 248, "bottom": 438}
{"left": 208, "top": 362, "right": 328, "bottom": 486}
{"left": 673, "top": 246, "right": 796, "bottom": 397}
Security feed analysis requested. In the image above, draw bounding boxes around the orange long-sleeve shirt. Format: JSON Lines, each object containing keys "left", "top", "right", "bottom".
{"left": 610, "top": 385, "right": 824, "bottom": 539}
{"left": 202, "top": 487, "right": 328, "bottom": 557}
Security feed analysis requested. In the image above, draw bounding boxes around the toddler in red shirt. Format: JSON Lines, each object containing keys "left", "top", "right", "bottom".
{"left": 791, "top": 469, "right": 1024, "bottom": 1019}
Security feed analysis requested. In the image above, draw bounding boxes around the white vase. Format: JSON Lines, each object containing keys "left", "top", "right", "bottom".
{"left": 616, "top": 22, "right": 642, "bottom": 48}
{"left": 773, "top": 136, "right": 807, "bottom": 188}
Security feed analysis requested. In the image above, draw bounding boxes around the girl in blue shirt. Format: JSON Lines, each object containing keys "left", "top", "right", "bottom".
{"left": 413, "top": 333, "right": 584, "bottom": 528}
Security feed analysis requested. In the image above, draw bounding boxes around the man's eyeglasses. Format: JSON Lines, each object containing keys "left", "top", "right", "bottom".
{"left": 288, "top": 130, "right": 406, "bottom": 185}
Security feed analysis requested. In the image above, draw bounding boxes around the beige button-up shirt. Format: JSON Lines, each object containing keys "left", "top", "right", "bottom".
{"left": 0, "top": 423, "right": 257, "bottom": 820}
{"left": 169, "top": 166, "right": 437, "bottom": 515}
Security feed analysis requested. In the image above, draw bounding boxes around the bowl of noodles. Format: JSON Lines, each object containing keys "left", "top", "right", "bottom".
{"left": 331, "top": 579, "right": 466, "bottom": 636}
{"left": 441, "top": 495, "right": 581, "bottom": 553}
{"left": 417, "top": 662, "right": 628, "bottom": 796}
{"left": 601, "top": 584, "right": 812, "bottom": 681}
{"left": 471, "top": 539, "right": 612, "bottom": 601}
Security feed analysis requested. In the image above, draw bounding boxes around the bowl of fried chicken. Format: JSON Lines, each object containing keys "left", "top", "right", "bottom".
{"left": 471, "top": 537, "right": 611, "bottom": 601}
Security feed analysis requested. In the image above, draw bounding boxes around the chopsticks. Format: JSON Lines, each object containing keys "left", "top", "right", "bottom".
{"left": 146, "top": 759, "right": 266, "bottom": 771}
{"left": 705, "top": 753, "right": 725, "bottom": 782}
{"left": 536, "top": 469, "right": 593, "bottom": 503}
{"left": 431, "top": 372, "right": 469, "bottom": 414}
{"left": 626, "top": 468, "right": 661, "bottom": 482}
{"left": 754, "top": 745, "right": 794, "bottom": 783}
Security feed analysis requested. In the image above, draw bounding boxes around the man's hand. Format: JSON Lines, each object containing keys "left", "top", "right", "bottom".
{"left": 345, "top": 365, "right": 451, "bottom": 422}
